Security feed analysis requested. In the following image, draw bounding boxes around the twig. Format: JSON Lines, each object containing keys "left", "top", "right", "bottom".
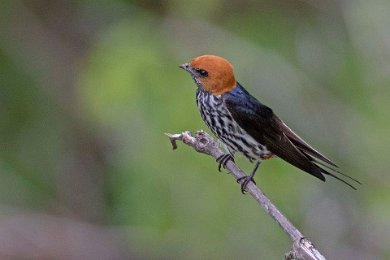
{"left": 166, "top": 130, "right": 326, "bottom": 260}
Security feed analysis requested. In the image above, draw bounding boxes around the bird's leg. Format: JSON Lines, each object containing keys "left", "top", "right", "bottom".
{"left": 237, "top": 161, "right": 261, "bottom": 194}
{"left": 216, "top": 154, "right": 235, "bottom": 172}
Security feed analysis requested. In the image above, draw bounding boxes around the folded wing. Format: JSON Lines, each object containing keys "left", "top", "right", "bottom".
{"left": 223, "top": 84, "right": 359, "bottom": 189}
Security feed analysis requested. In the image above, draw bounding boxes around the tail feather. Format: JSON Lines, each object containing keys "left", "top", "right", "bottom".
{"left": 298, "top": 149, "right": 361, "bottom": 190}
{"left": 319, "top": 167, "right": 357, "bottom": 190}
{"left": 312, "top": 159, "right": 362, "bottom": 185}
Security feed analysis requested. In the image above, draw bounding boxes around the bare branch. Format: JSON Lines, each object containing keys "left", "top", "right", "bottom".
{"left": 166, "top": 130, "right": 326, "bottom": 260}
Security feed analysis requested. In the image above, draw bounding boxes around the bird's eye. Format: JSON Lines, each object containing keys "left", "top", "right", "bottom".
{"left": 195, "top": 68, "right": 208, "bottom": 77}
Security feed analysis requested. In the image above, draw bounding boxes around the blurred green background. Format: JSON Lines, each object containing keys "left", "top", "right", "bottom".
{"left": 0, "top": 0, "right": 389, "bottom": 259}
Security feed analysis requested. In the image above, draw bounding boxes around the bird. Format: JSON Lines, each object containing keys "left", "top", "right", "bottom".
{"left": 180, "top": 54, "right": 360, "bottom": 193}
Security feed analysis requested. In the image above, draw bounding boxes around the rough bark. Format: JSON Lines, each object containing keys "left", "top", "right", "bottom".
{"left": 166, "top": 130, "right": 326, "bottom": 260}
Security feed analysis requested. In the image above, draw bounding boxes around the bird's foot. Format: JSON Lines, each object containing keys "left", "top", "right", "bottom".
{"left": 216, "top": 154, "right": 234, "bottom": 172}
{"left": 237, "top": 175, "right": 256, "bottom": 194}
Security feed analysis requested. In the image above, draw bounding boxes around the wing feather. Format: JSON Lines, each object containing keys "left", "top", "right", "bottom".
{"left": 223, "top": 85, "right": 325, "bottom": 181}
{"left": 273, "top": 115, "right": 337, "bottom": 167}
{"left": 222, "top": 84, "right": 359, "bottom": 189}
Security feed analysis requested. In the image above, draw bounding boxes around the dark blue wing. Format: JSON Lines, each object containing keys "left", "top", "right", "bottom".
{"left": 223, "top": 83, "right": 360, "bottom": 189}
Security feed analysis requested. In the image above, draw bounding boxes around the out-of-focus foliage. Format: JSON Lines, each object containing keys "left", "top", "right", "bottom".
{"left": 0, "top": 0, "right": 389, "bottom": 259}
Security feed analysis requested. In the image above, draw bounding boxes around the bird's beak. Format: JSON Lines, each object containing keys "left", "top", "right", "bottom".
{"left": 179, "top": 63, "right": 190, "bottom": 72}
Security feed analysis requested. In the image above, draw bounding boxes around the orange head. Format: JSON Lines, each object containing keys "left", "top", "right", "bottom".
{"left": 180, "top": 55, "right": 237, "bottom": 95}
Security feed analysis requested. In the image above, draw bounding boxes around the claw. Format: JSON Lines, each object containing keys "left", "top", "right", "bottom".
{"left": 237, "top": 175, "right": 256, "bottom": 194}
{"left": 236, "top": 161, "right": 261, "bottom": 194}
{"left": 216, "top": 154, "right": 234, "bottom": 172}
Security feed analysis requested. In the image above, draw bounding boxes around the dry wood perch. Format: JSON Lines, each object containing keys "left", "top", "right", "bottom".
{"left": 166, "top": 130, "right": 326, "bottom": 260}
